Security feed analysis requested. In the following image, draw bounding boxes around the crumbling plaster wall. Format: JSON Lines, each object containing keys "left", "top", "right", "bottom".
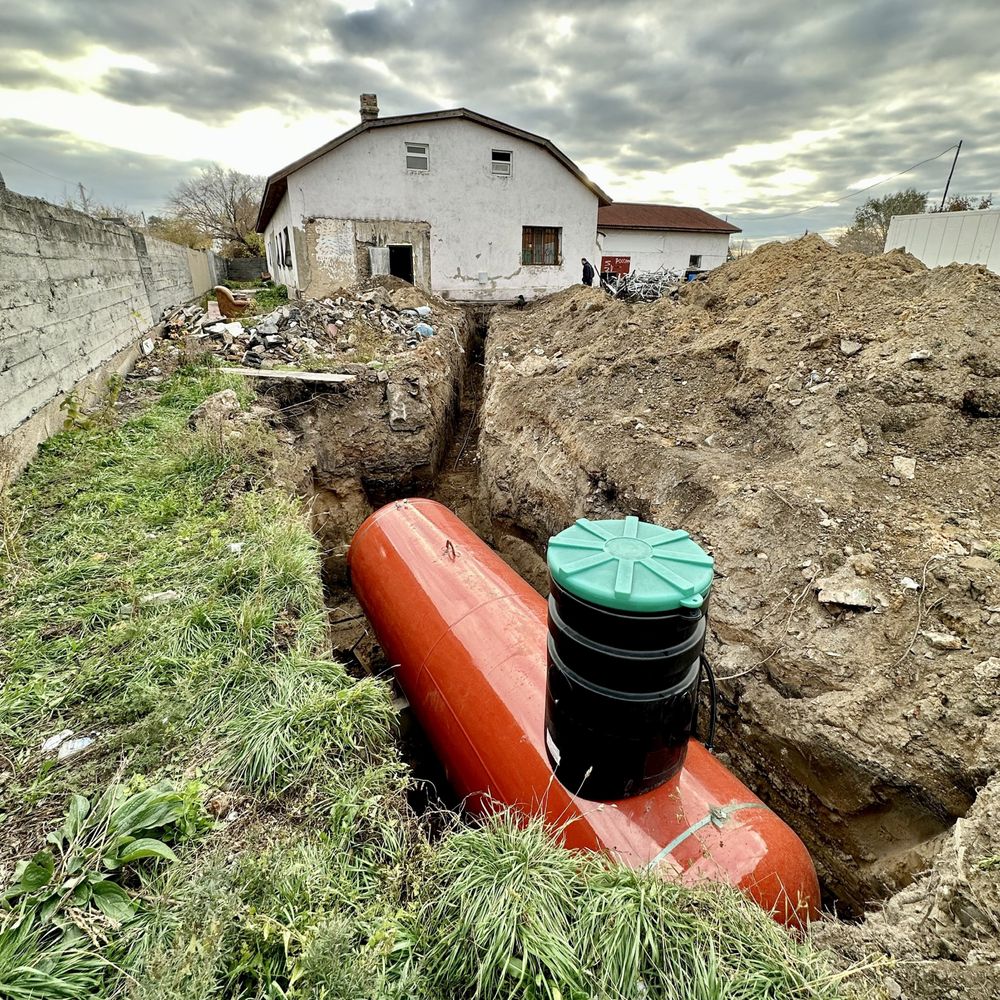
{"left": 0, "top": 182, "right": 198, "bottom": 478}
{"left": 301, "top": 217, "right": 432, "bottom": 299}
{"left": 277, "top": 118, "right": 600, "bottom": 302}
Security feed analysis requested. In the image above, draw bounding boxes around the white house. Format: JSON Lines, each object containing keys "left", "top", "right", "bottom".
{"left": 596, "top": 203, "right": 740, "bottom": 277}
{"left": 885, "top": 207, "right": 1000, "bottom": 274}
{"left": 256, "top": 95, "right": 610, "bottom": 302}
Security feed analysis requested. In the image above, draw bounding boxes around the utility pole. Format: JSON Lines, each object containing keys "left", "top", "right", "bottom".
{"left": 939, "top": 140, "right": 963, "bottom": 210}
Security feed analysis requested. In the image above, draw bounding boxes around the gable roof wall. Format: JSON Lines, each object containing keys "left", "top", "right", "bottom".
{"left": 255, "top": 107, "right": 611, "bottom": 232}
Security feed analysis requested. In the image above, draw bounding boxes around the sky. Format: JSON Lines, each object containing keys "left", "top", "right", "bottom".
{"left": 1, "top": 0, "right": 998, "bottom": 244}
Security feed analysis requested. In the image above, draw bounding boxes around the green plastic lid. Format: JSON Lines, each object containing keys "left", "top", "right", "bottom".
{"left": 546, "top": 516, "right": 714, "bottom": 612}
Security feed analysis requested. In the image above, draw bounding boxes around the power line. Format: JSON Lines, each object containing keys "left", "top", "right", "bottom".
{"left": 0, "top": 148, "right": 76, "bottom": 186}
{"left": 736, "top": 144, "right": 961, "bottom": 222}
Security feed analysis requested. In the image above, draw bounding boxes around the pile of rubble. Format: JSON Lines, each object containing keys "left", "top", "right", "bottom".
{"left": 157, "top": 287, "right": 442, "bottom": 369}
{"left": 602, "top": 266, "right": 685, "bottom": 302}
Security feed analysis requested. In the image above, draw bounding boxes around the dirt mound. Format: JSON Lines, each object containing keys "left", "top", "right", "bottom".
{"left": 815, "top": 771, "right": 1000, "bottom": 997}
{"left": 479, "top": 236, "right": 1000, "bottom": 979}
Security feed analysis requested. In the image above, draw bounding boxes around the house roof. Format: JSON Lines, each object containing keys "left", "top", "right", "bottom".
{"left": 598, "top": 203, "right": 741, "bottom": 234}
{"left": 255, "top": 107, "right": 612, "bottom": 232}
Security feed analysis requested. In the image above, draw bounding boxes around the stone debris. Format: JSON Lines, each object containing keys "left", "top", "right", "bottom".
{"left": 139, "top": 589, "right": 182, "bottom": 606}
{"left": 187, "top": 389, "right": 241, "bottom": 431}
{"left": 815, "top": 565, "right": 880, "bottom": 609}
{"left": 839, "top": 338, "right": 863, "bottom": 356}
{"left": 893, "top": 455, "right": 916, "bottom": 479}
{"left": 157, "top": 290, "right": 439, "bottom": 370}
{"left": 921, "top": 630, "right": 964, "bottom": 650}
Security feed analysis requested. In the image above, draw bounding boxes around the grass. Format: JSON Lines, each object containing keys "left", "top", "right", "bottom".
{"left": 0, "top": 364, "right": 872, "bottom": 999}
{"left": 247, "top": 284, "right": 288, "bottom": 315}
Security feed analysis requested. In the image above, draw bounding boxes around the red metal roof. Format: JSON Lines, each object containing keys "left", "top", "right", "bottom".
{"left": 598, "top": 203, "right": 741, "bottom": 234}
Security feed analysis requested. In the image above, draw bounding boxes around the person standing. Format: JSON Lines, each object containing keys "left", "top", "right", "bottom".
{"left": 581, "top": 257, "right": 595, "bottom": 286}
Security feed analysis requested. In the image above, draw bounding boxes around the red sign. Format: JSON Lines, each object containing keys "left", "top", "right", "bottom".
{"left": 601, "top": 255, "right": 631, "bottom": 275}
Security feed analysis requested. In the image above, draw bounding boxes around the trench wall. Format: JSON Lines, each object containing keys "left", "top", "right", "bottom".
{"left": 0, "top": 181, "right": 202, "bottom": 479}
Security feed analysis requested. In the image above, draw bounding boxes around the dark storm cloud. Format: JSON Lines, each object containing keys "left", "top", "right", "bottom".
{"left": 2, "top": 0, "right": 998, "bottom": 240}
{"left": 0, "top": 120, "right": 207, "bottom": 214}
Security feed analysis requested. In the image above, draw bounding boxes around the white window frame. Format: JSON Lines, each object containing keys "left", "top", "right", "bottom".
{"left": 688, "top": 254, "right": 702, "bottom": 268}
{"left": 405, "top": 142, "right": 429, "bottom": 171}
{"left": 491, "top": 149, "right": 513, "bottom": 175}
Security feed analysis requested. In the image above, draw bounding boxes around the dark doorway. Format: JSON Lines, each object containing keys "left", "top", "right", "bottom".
{"left": 388, "top": 244, "right": 414, "bottom": 284}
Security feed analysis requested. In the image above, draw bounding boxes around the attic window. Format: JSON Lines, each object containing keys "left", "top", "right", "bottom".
{"left": 522, "top": 226, "right": 561, "bottom": 266}
{"left": 405, "top": 142, "right": 429, "bottom": 171}
{"left": 491, "top": 149, "right": 512, "bottom": 175}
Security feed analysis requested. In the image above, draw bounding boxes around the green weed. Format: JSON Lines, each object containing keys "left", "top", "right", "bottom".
{"left": 248, "top": 284, "right": 288, "bottom": 315}
{"left": 0, "top": 365, "right": 869, "bottom": 1000}
{"left": 409, "top": 814, "right": 857, "bottom": 1000}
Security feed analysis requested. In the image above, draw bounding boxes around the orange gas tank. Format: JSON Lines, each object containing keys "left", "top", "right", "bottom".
{"left": 349, "top": 498, "right": 820, "bottom": 927}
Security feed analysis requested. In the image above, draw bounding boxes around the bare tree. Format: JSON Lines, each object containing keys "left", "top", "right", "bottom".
{"left": 166, "top": 165, "right": 265, "bottom": 257}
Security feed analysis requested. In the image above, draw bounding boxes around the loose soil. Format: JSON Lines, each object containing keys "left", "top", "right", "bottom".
{"left": 244, "top": 242, "right": 998, "bottom": 997}
{"left": 474, "top": 236, "right": 999, "bottom": 996}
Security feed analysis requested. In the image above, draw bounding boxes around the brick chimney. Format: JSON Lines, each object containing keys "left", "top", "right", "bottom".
{"left": 360, "top": 94, "right": 379, "bottom": 121}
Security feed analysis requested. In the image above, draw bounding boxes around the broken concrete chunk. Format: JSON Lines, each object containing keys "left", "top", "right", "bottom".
{"left": 387, "top": 380, "right": 428, "bottom": 432}
{"left": 850, "top": 437, "right": 869, "bottom": 459}
{"left": 188, "top": 389, "right": 240, "bottom": 430}
{"left": 907, "top": 349, "right": 932, "bottom": 362}
{"left": 921, "top": 630, "right": 963, "bottom": 650}
{"left": 139, "top": 589, "right": 182, "bottom": 606}
{"left": 816, "top": 565, "right": 881, "bottom": 609}
{"left": 973, "top": 657, "right": 1000, "bottom": 683}
{"left": 141, "top": 338, "right": 155, "bottom": 356}
{"left": 515, "top": 354, "right": 553, "bottom": 377}
{"left": 892, "top": 455, "right": 916, "bottom": 479}
{"left": 839, "top": 339, "right": 863, "bottom": 356}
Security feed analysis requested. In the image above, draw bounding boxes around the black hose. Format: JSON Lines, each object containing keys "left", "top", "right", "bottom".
{"left": 700, "top": 652, "right": 718, "bottom": 752}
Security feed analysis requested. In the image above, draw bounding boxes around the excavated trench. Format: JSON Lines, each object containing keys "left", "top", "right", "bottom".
{"left": 298, "top": 301, "right": 936, "bottom": 920}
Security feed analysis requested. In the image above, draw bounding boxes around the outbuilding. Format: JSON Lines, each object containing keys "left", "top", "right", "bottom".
{"left": 256, "top": 94, "right": 610, "bottom": 303}
{"left": 596, "top": 203, "right": 741, "bottom": 278}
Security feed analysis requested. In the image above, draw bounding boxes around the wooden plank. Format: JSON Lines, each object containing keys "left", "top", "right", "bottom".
{"left": 221, "top": 366, "right": 357, "bottom": 384}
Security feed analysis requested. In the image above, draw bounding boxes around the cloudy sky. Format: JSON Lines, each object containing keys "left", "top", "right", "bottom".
{"left": 2, "top": 0, "right": 997, "bottom": 243}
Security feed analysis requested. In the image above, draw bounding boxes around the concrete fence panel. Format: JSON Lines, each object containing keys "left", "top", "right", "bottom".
{"left": 0, "top": 184, "right": 203, "bottom": 479}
